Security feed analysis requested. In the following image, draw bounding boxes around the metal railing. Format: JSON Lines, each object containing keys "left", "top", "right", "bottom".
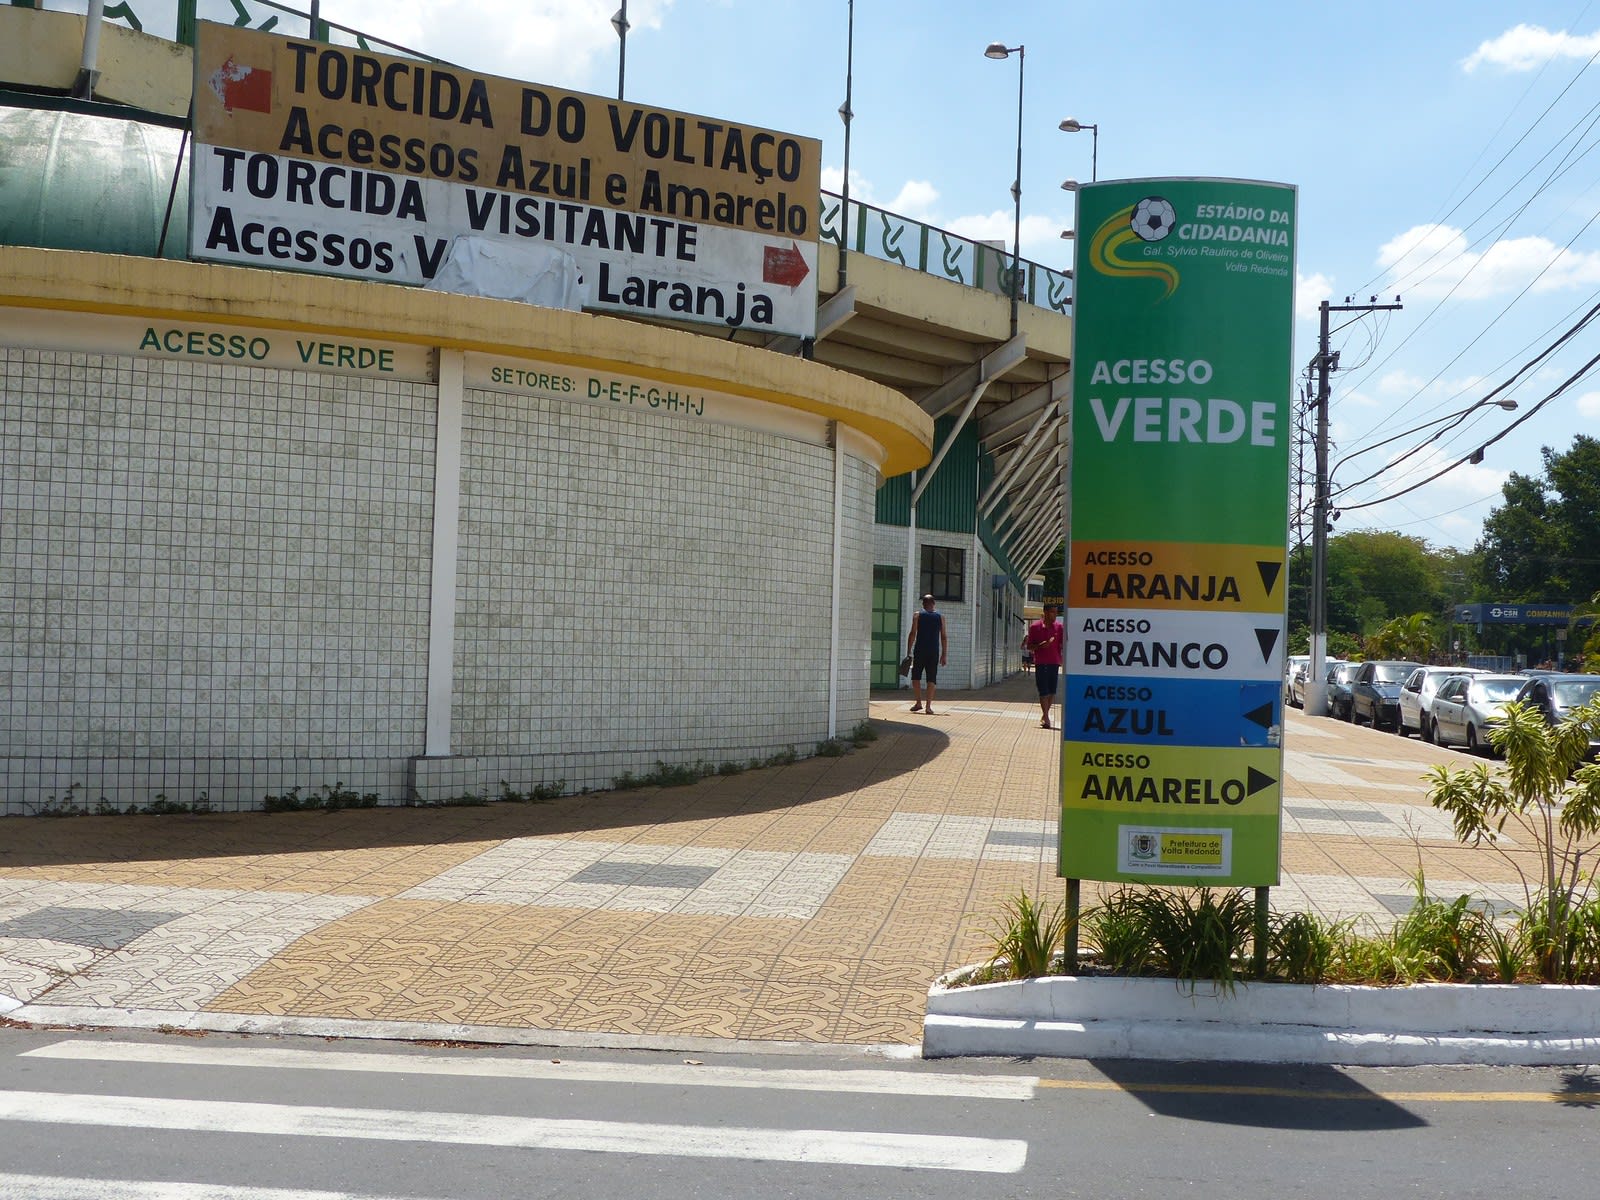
{"left": 11, "top": 0, "right": 1073, "bottom": 316}
{"left": 821, "top": 193, "right": 1071, "bottom": 314}
{"left": 9, "top": 0, "right": 435, "bottom": 62}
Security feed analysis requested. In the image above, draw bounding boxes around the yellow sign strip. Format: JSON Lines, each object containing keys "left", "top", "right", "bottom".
{"left": 1069, "top": 540, "right": 1286, "bottom": 611}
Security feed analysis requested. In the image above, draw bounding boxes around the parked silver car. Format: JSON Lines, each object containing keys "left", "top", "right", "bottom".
{"left": 1398, "top": 665, "right": 1484, "bottom": 740}
{"left": 1292, "top": 658, "right": 1344, "bottom": 708}
{"left": 1325, "top": 661, "right": 1359, "bottom": 721}
{"left": 1429, "top": 673, "right": 1528, "bottom": 754}
{"left": 1283, "top": 655, "right": 1311, "bottom": 707}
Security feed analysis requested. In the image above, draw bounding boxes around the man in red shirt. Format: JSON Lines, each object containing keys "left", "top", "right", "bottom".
{"left": 1024, "top": 603, "right": 1064, "bottom": 729}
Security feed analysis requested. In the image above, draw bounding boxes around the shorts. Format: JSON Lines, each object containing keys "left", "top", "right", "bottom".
{"left": 1035, "top": 663, "right": 1060, "bottom": 697}
{"left": 911, "top": 652, "right": 939, "bottom": 684}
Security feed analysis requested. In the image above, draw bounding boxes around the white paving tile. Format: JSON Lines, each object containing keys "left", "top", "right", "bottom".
{"left": 396, "top": 840, "right": 853, "bottom": 919}
{"left": 0, "top": 881, "right": 375, "bottom": 1012}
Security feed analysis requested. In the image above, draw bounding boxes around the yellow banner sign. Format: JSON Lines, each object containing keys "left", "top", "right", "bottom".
{"left": 192, "top": 23, "right": 821, "bottom": 241}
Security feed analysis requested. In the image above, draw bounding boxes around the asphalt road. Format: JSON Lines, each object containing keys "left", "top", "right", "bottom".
{"left": 1, "top": 1026, "right": 1596, "bottom": 1199}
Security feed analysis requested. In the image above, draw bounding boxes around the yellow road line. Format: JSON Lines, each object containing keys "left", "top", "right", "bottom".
{"left": 1037, "top": 1079, "right": 1600, "bottom": 1103}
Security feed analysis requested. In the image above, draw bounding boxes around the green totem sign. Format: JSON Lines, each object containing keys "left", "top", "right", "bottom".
{"left": 1062, "top": 178, "right": 1297, "bottom": 886}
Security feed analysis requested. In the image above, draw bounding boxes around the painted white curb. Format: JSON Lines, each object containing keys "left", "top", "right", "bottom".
{"left": 923, "top": 971, "right": 1600, "bottom": 1065}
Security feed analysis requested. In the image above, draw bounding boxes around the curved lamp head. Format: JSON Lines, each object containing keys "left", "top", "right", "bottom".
{"left": 985, "top": 42, "right": 1017, "bottom": 59}
{"left": 1059, "top": 118, "right": 1087, "bottom": 133}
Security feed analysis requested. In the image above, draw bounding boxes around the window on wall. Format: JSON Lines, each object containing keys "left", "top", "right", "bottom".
{"left": 920, "top": 545, "right": 966, "bottom": 601}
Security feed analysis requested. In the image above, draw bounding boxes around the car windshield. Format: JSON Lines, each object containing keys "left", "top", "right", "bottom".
{"left": 1373, "top": 665, "right": 1412, "bottom": 683}
{"left": 1553, "top": 680, "right": 1600, "bottom": 707}
{"left": 1473, "top": 679, "right": 1524, "bottom": 703}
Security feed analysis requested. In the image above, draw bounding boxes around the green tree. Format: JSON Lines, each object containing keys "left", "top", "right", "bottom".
{"left": 1366, "top": 612, "right": 1436, "bottom": 661}
{"left": 1477, "top": 435, "right": 1600, "bottom": 602}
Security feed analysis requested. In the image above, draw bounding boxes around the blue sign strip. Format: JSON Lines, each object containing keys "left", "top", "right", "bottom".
{"left": 1063, "top": 675, "right": 1280, "bottom": 748}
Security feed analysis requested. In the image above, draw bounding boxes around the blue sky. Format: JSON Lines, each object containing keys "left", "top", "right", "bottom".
{"left": 148, "top": 1, "right": 1600, "bottom": 552}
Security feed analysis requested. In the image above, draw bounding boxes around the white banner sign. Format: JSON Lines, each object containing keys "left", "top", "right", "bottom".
{"left": 190, "top": 147, "right": 817, "bottom": 335}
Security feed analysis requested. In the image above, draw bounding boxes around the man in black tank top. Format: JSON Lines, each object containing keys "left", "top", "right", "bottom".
{"left": 907, "top": 593, "right": 948, "bottom": 714}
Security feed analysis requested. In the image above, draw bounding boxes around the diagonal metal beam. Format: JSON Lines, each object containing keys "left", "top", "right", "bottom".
{"left": 766, "top": 286, "right": 858, "bottom": 355}
{"left": 980, "top": 410, "right": 1062, "bottom": 518}
{"left": 1009, "top": 496, "right": 1060, "bottom": 562}
{"left": 979, "top": 368, "right": 1069, "bottom": 448}
{"left": 1017, "top": 502, "right": 1063, "bottom": 566}
{"left": 909, "top": 372, "right": 996, "bottom": 508}
{"left": 992, "top": 445, "right": 1061, "bottom": 533}
{"left": 915, "top": 334, "right": 1027, "bottom": 420}
{"left": 1013, "top": 499, "right": 1064, "bottom": 575}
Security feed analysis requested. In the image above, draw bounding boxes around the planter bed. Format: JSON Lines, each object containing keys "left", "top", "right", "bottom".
{"left": 923, "top": 969, "right": 1600, "bottom": 1065}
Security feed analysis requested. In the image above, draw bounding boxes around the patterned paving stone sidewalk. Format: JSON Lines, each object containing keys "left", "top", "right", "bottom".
{"left": 0, "top": 674, "right": 1543, "bottom": 1046}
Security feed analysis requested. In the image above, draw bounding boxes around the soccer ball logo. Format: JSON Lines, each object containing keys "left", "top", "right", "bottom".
{"left": 1130, "top": 196, "right": 1177, "bottom": 243}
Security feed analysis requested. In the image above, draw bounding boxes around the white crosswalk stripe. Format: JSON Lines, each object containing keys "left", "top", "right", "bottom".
{"left": 24, "top": 1038, "right": 1038, "bottom": 1099}
{"left": 1, "top": 1037, "right": 1033, "bottom": 1186}
{"left": 0, "top": 1088, "right": 1027, "bottom": 1173}
{"left": 0, "top": 1177, "right": 418, "bottom": 1200}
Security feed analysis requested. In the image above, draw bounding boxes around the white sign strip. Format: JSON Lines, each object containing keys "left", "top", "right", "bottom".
{"left": 0, "top": 1176, "right": 405, "bottom": 1200}
{"left": 1068, "top": 607, "right": 1285, "bottom": 682}
{"left": 0, "top": 1091, "right": 1027, "bottom": 1174}
{"left": 24, "top": 1040, "right": 1036, "bottom": 1100}
{"left": 191, "top": 146, "right": 817, "bottom": 336}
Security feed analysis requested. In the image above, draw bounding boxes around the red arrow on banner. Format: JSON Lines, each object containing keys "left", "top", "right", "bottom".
{"left": 763, "top": 242, "right": 810, "bottom": 288}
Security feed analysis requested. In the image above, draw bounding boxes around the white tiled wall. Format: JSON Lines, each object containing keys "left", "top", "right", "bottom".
{"left": 0, "top": 348, "right": 882, "bottom": 812}
{"left": 1, "top": 350, "right": 433, "bottom": 810}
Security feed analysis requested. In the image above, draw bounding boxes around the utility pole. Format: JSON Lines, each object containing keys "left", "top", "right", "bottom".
{"left": 1305, "top": 297, "right": 1401, "bottom": 716}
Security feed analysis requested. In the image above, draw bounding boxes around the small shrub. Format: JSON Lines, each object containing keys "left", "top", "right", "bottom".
{"left": 849, "top": 721, "right": 878, "bottom": 745}
{"left": 497, "top": 779, "right": 564, "bottom": 804}
{"left": 1082, "top": 890, "right": 1154, "bottom": 977}
{"left": 984, "top": 890, "right": 1067, "bottom": 980}
{"left": 815, "top": 738, "right": 848, "bottom": 758}
{"left": 1267, "top": 910, "right": 1349, "bottom": 984}
{"left": 716, "top": 760, "right": 745, "bottom": 776}
{"left": 263, "top": 782, "right": 379, "bottom": 812}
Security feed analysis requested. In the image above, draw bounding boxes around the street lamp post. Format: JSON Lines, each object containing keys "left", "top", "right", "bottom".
{"left": 985, "top": 42, "right": 1025, "bottom": 337}
{"left": 612, "top": 3, "right": 629, "bottom": 100}
{"left": 1058, "top": 118, "right": 1098, "bottom": 181}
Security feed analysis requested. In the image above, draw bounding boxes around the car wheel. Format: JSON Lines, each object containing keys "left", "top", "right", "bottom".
{"left": 1422, "top": 717, "right": 1434, "bottom": 744}
{"left": 1395, "top": 714, "right": 1407, "bottom": 736}
{"left": 1467, "top": 724, "right": 1481, "bottom": 754}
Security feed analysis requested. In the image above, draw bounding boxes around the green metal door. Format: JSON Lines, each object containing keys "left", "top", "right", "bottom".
{"left": 871, "top": 566, "right": 903, "bottom": 687}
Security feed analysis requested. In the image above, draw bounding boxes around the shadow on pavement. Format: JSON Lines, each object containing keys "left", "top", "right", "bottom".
{"left": 1088, "top": 1059, "right": 1427, "bottom": 1131}
{"left": 0, "top": 716, "right": 952, "bottom": 867}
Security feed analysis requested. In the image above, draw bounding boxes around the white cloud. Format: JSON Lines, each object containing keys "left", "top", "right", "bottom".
{"left": 1577, "top": 390, "right": 1600, "bottom": 419}
{"left": 1372, "top": 369, "right": 1488, "bottom": 403}
{"left": 1376, "top": 223, "right": 1600, "bottom": 300}
{"left": 945, "top": 208, "right": 1016, "bottom": 248}
{"left": 888, "top": 180, "right": 940, "bottom": 218}
{"left": 1296, "top": 271, "right": 1334, "bottom": 320}
{"left": 820, "top": 170, "right": 939, "bottom": 219}
{"left": 329, "top": 0, "right": 673, "bottom": 87}
{"left": 1461, "top": 24, "right": 1600, "bottom": 72}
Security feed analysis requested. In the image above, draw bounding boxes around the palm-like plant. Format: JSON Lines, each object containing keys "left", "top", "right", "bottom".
{"left": 1427, "top": 697, "right": 1600, "bottom": 981}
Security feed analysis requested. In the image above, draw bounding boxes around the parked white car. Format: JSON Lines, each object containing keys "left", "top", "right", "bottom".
{"left": 1283, "top": 655, "right": 1311, "bottom": 707}
{"left": 1398, "top": 665, "right": 1484, "bottom": 740}
{"left": 1428, "top": 673, "right": 1528, "bottom": 753}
